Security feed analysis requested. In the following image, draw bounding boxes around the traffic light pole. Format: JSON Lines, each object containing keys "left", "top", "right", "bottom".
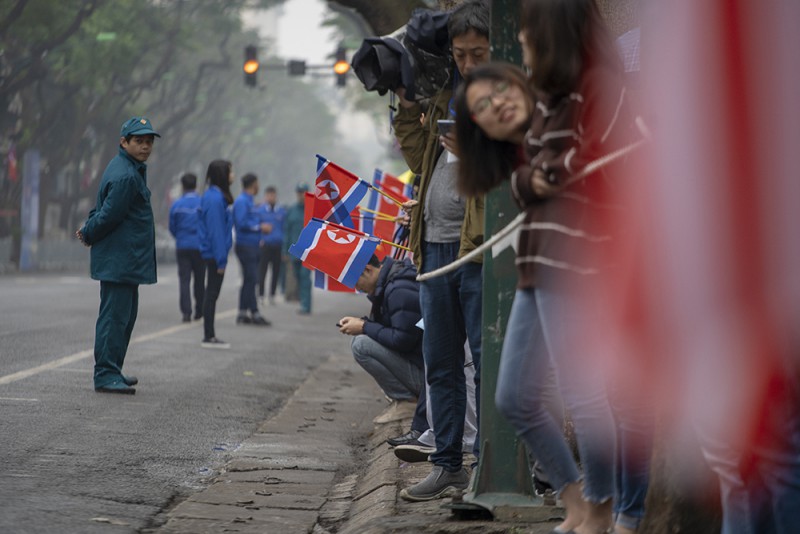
{"left": 448, "top": 0, "right": 564, "bottom": 522}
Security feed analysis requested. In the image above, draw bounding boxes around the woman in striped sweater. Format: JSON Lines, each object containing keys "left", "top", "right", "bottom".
{"left": 454, "top": 1, "right": 641, "bottom": 533}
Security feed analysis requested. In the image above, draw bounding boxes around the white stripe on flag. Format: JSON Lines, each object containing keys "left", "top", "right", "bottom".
{"left": 338, "top": 236, "right": 366, "bottom": 282}
{"left": 301, "top": 226, "right": 324, "bottom": 262}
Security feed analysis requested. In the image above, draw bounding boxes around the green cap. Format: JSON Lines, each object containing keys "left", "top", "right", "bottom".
{"left": 120, "top": 116, "right": 160, "bottom": 138}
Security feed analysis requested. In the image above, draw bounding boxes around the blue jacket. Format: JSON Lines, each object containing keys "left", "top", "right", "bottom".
{"left": 168, "top": 191, "right": 201, "bottom": 250}
{"left": 199, "top": 185, "right": 233, "bottom": 269}
{"left": 233, "top": 192, "right": 262, "bottom": 248}
{"left": 81, "top": 147, "right": 156, "bottom": 285}
{"left": 258, "top": 203, "right": 285, "bottom": 246}
{"left": 283, "top": 200, "right": 305, "bottom": 254}
{"left": 363, "top": 257, "right": 423, "bottom": 365}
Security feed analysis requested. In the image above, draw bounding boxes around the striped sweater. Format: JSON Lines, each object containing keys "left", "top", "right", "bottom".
{"left": 511, "top": 66, "right": 637, "bottom": 290}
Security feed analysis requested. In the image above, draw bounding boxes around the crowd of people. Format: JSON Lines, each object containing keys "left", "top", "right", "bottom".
{"left": 343, "top": 1, "right": 800, "bottom": 534}
{"left": 75, "top": 1, "right": 799, "bottom": 533}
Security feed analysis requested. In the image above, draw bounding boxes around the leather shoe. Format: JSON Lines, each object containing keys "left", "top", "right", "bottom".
{"left": 95, "top": 382, "right": 136, "bottom": 395}
{"left": 122, "top": 375, "right": 138, "bottom": 386}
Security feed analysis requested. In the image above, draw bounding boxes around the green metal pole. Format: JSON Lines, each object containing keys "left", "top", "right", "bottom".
{"left": 453, "top": 0, "right": 563, "bottom": 522}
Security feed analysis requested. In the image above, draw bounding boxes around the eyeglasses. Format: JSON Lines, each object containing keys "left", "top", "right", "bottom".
{"left": 470, "top": 80, "right": 511, "bottom": 119}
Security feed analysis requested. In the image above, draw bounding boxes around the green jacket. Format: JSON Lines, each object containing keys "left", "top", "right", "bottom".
{"left": 81, "top": 147, "right": 157, "bottom": 285}
{"left": 392, "top": 89, "right": 484, "bottom": 271}
{"left": 283, "top": 200, "right": 305, "bottom": 255}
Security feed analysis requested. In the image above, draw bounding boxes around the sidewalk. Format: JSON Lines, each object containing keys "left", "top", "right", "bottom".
{"left": 150, "top": 332, "right": 562, "bottom": 533}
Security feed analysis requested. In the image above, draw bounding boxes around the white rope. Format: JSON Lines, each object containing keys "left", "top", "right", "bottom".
{"left": 416, "top": 138, "right": 647, "bottom": 282}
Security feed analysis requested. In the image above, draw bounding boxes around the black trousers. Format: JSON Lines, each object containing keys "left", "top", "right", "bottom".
{"left": 257, "top": 243, "right": 282, "bottom": 298}
{"left": 176, "top": 248, "right": 205, "bottom": 318}
{"left": 202, "top": 259, "right": 225, "bottom": 340}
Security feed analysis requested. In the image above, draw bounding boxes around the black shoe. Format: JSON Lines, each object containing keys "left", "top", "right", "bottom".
{"left": 393, "top": 439, "right": 436, "bottom": 463}
{"left": 193, "top": 313, "right": 203, "bottom": 321}
{"left": 387, "top": 429, "right": 423, "bottom": 447}
{"left": 251, "top": 315, "right": 271, "bottom": 326}
{"left": 236, "top": 315, "right": 253, "bottom": 324}
{"left": 95, "top": 382, "right": 136, "bottom": 395}
{"left": 182, "top": 314, "right": 191, "bottom": 323}
{"left": 122, "top": 375, "right": 138, "bottom": 386}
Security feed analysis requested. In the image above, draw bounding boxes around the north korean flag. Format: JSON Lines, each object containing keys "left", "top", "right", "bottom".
{"left": 314, "top": 155, "right": 369, "bottom": 228}
{"left": 289, "top": 218, "right": 380, "bottom": 289}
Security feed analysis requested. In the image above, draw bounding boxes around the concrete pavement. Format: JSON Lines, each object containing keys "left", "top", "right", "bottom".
{"left": 150, "top": 339, "right": 563, "bottom": 533}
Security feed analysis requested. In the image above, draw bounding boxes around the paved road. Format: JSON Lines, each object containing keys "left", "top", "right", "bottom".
{"left": 0, "top": 264, "right": 362, "bottom": 533}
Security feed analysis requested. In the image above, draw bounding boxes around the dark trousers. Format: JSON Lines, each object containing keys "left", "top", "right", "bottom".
{"left": 94, "top": 281, "right": 138, "bottom": 388}
{"left": 176, "top": 248, "right": 205, "bottom": 318}
{"left": 235, "top": 244, "right": 259, "bottom": 313}
{"left": 257, "top": 243, "right": 282, "bottom": 298}
{"left": 203, "top": 260, "right": 225, "bottom": 340}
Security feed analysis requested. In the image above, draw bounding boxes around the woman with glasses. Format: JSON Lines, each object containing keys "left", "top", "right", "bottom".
{"left": 454, "top": 1, "right": 642, "bottom": 533}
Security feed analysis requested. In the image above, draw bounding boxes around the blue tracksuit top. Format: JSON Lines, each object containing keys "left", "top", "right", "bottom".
{"left": 258, "top": 203, "right": 285, "bottom": 246}
{"left": 199, "top": 185, "right": 233, "bottom": 269}
{"left": 168, "top": 191, "right": 201, "bottom": 250}
{"left": 233, "top": 192, "right": 262, "bottom": 248}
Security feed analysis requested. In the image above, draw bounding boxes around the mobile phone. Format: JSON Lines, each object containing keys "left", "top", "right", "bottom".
{"left": 437, "top": 119, "right": 455, "bottom": 137}
{"left": 336, "top": 322, "right": 342, "bottom": 328}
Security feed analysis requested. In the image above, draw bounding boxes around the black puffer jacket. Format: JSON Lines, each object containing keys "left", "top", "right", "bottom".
{"left": 363, "top": 257, "right": 423, "bottom": 366}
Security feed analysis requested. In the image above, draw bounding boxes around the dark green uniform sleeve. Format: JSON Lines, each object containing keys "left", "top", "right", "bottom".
{"left": 81, "top": 177, "right": 138, "bottom": 245}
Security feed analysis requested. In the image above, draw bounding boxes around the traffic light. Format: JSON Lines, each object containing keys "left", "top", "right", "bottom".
{"left": 334, "top": 46, "right": 349, "bottom": 87}
{"left": 288, "top": 60, "right": 306, "bottom": 76}
{"left": 243, "top": 45, "right": 259, "bottom": 87}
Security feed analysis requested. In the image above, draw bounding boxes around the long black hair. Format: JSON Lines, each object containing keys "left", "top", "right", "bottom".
{"left": 454, "top": 63, "right": 531, "bottom": 197}
{"left": 205, "top": 159, "right": 233, "bottom": 205}
{"left": 521, "top": 0, "right": 621, "bottom": 97}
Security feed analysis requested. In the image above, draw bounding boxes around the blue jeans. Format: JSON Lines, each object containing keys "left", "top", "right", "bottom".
{"left": 235, "top": 244, "right": 260, "bottom": 313}
{"left": 419, "top": 241, "right": 482, "bottom": 472}
{"left": 496, "top": 288, "right": 615, "bottom": 502}
{"left": 699, "top": 380, "right": 800, "bottom": 534}
{"left": 351, "top": 335, "right": 425, "bottom": 401}
{"left": 611, "top": 381, "right": 654, "bottom": 530}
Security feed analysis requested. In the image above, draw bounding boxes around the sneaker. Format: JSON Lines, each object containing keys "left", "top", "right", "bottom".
{"left": 251, "top": 315, "right": 271, "bottom": 326}
{"left": 387, "top": 429, "right": 422, "bottom": 447}
{"left": 201, "top": 337, "right": 230, "bottom": 349}
{"left": 182, "top": 314, "right": 191, "bottom": 323}
{"left": 399, "top": 465, "right": 469, "bottom": 502}
{"left": 394, "top": 439, "right": 436, "bottom": 463}
{"left": 373, "top": 399, "right": 417, "bottom": 424}
{"left": 236, "top": 314, "right": 252, "bottom": 324}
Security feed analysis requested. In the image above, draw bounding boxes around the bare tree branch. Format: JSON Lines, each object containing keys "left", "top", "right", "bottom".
{"left": 0, "top": 0, "right": 29, "bottom": 35}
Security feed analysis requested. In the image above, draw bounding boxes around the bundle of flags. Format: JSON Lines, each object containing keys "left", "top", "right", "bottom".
{"left": 289, "top": 155, "right": 411, "bottom": 291}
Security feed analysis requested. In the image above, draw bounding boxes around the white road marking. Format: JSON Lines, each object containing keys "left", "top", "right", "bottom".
{"left": 0, "top": 309, "right": 236, "bottom": 386}
{"left": 0, "top": 397, "right": 40, "bottom": 402}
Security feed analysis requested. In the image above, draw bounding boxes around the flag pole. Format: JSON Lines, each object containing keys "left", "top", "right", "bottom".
{"left": 379, "top": 238, "right": 412, "bottom": 252}
{"left": 358, "top": 206, "right": 398, "bottom": 220}
{"left": 367, "top": 182, "right": 405, "bottom": 208}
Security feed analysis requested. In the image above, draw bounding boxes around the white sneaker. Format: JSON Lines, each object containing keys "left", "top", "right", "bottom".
{"left": 201, "top": 337, "right": 230, "bottom": 349}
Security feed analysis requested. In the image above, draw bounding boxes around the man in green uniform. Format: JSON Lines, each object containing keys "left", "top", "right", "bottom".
{"left": 76, "top": 117, "right": 160, "bottom": 395}
{"left": 283, "top": 184, "right": 311, "bottom": 315}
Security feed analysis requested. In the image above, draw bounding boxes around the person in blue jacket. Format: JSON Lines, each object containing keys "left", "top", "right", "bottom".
{"left": 283, "top": 184, "right": 311, "bottom": 314}
{"left": 233, "top": 173, "right": 272, "bottom": 326}
{"left": 76, "top": 116, "right": 160, "bottom": 395}
{"left": 257, "top": 185, "right": 285, "bottom": 305}
{"left": 337, "top": 255, "right": 428, "bottom": 435}
{"left": 169, "top": 172, "right": 205, "bottom": 323}
{"left": 198, "top": 159, "right": 234, "bottom": 349}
